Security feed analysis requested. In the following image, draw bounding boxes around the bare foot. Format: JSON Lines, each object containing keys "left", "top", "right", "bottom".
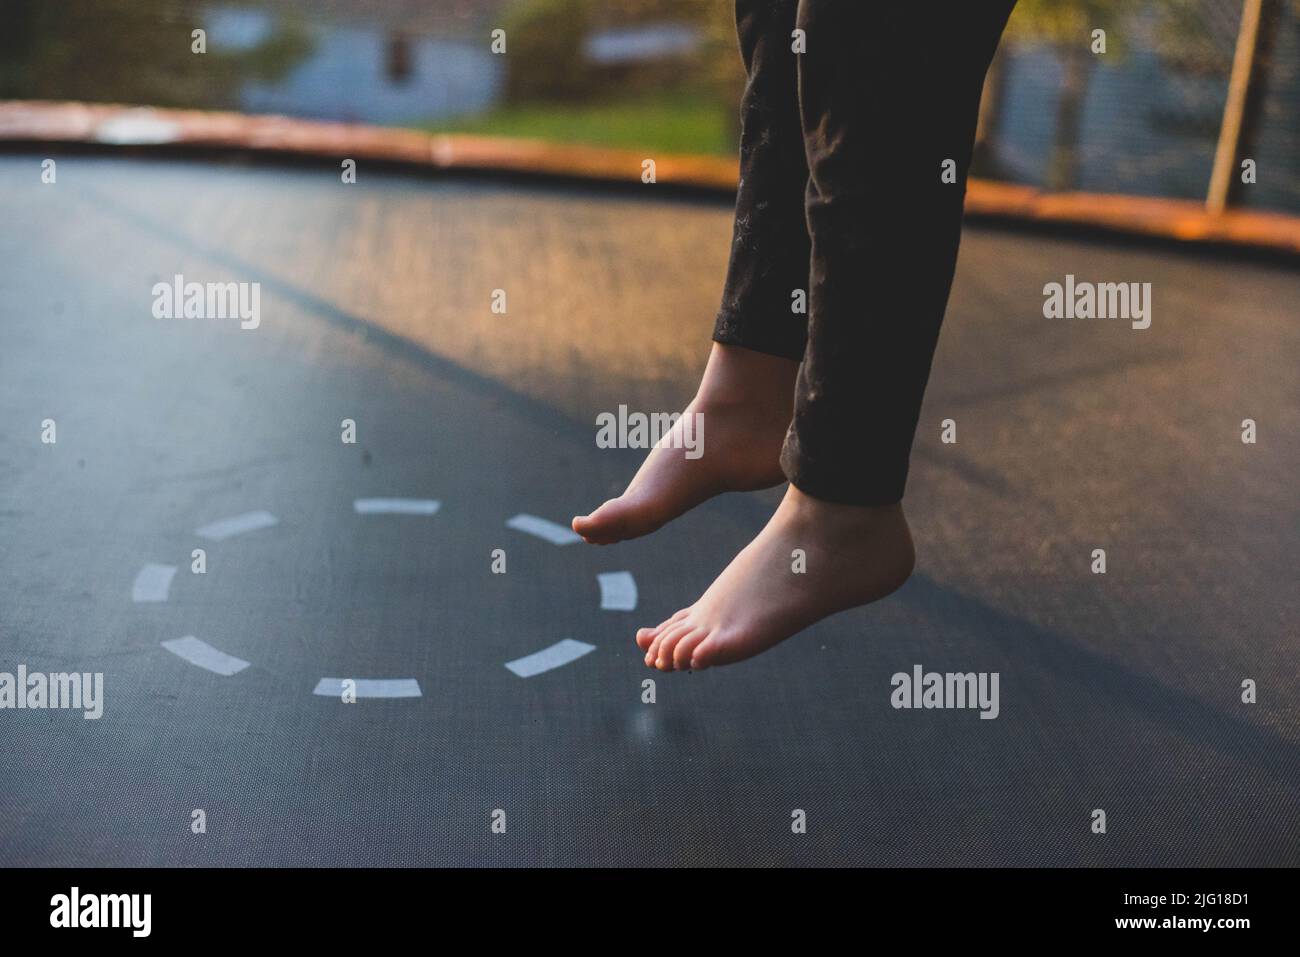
{"left": 572, "top": 343, "right": 797, "bottom": 545}
{"left": 636, "top": 485, "right": 915, "bottom": 671}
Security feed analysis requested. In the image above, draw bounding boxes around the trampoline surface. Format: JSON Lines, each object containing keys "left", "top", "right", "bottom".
{"left": 0, "top": 154, "right": 1297, "bottom": 866}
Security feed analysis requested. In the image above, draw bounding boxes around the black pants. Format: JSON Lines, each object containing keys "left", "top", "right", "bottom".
{"left": 714, "top": 0, "right": 1016, "bottom": 505}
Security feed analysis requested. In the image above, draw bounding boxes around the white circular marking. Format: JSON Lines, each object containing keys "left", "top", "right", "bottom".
{"left": 131, "top": 563, "right": 177, "bottom": 603}
{"left": 161, "top": 636, "right": 250, "bottom": 676}
{"left": 312, "top": 678, "right": 422, "bottom": 698}
{"left": 195, "top": 510, "right": 278, "bottom": 542}
{"left": 597, "top": 571, "right": 638, "bottom": 611}
{"left": 353, "top": 498, "right": 441, "bottom": 515}
{"left": 146, "top": 505, "right": 627, "bottom": 689}
{"left": 504, "top": 639, "right": 596, "bottom": 678}
{"left": 506, "top": 513, "right": 582, "bottom": 545}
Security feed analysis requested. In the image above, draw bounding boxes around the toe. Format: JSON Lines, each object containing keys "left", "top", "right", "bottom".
{"left": 661, "top": 608, "right": 689, "bottom": 630}
{"left": 674, "top": 630, "right": 709, "bottom": 670}
{"left": 648, "top": 621, "right": 691, "bottom": 670}
{"left": 688, "top": 635, "right": 720, "bottom": 670}
{"left": 572, "top": 497, "right": 638, "bottom": 544}
{"left": 658, "top": 626, "right": 698, "bottom": 671}
{"left": 645, "top": 627, "right": 671, "bottom": 667}
{"left": 572, "top": 499, "right": 618, "bottom": 540}
{"left": 638, "top": 608, "right": 687, "bottom": 650}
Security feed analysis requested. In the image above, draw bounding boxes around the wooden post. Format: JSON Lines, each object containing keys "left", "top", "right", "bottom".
{"left": 1207, "top": 0, "right": 1265, "bottom": 214}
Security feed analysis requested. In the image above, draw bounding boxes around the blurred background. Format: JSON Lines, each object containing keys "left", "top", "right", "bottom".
{"left": 2, "top": 0, "right": 1298, "bottom": 213}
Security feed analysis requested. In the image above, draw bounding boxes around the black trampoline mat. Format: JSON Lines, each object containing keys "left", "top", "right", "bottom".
{"left": 0, "top": 156, "right": 1297, "bottom": 866}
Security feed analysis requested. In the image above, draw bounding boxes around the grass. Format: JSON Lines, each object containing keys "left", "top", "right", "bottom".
{"left": 420, "top": 91, "right": 736, "bottom": 157}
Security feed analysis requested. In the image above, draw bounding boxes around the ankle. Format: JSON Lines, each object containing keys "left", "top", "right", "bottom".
{"left": 697, "top": 343, "right": 798, "bottom": 410}
{"left": 784, "top": 485, "right": 911, "bottom": 542}
{"left": 784, "top": 482, "right": 897, "bottom": 514}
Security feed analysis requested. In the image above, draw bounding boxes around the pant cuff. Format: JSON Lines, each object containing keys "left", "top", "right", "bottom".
{"left": 780, "top": 427, "right": 907, "bottom": 507}
{"left": 712, "top": 307, "right": 807, "bottom": 362}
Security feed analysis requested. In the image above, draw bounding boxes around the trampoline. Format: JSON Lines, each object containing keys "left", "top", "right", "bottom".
{"left": 0, "top": 152, "right": 1297, "bottom": 866}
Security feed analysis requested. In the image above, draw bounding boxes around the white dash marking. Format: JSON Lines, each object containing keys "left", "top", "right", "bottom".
{"left": 506, "top": 513, "right": 582, "bottom": 545}
{"left": 195, "top": 510, "right": 278, "bottom": 541}
{"left": 132, "top": 563, "right": 177, "bottom": 603}
{"left": 353, "top": 498, "right": 441, "bottom": 516}
{"left": 161, "top": 636, "right": 250, "bottom": 676}
{"left": 312, "top": 678, "right": 422, "bottom": 699}
{"left": 505, "top": 639, "right": 596, "bottom": 678}
{"left": 597, "top": 571, "right": 638, "bottom": 611}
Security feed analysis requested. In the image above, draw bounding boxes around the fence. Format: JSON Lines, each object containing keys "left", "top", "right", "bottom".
{"left": 1, "top": 0, "right": 1297, "bottom": 214}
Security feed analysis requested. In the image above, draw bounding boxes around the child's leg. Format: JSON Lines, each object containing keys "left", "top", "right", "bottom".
{"left": 783, "top": 0, "right": 1017, "bottom": 506}
{"left": 641, "top": 0, "right": 1016, "bottom": 670}
{"left": 573, "top": 0, "right": 809, "bottom": 545}
{"left": 712, "top": 0, "right": 813, "bottom": 361}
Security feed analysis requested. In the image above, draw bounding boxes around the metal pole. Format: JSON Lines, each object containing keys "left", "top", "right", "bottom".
{"left": 1207, "top": 0, "right": 1265, "bottom": 214}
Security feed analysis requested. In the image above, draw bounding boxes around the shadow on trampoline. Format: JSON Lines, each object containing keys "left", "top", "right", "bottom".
{"left": 896, "top": 573, "right": 1300, "bottom": 787}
